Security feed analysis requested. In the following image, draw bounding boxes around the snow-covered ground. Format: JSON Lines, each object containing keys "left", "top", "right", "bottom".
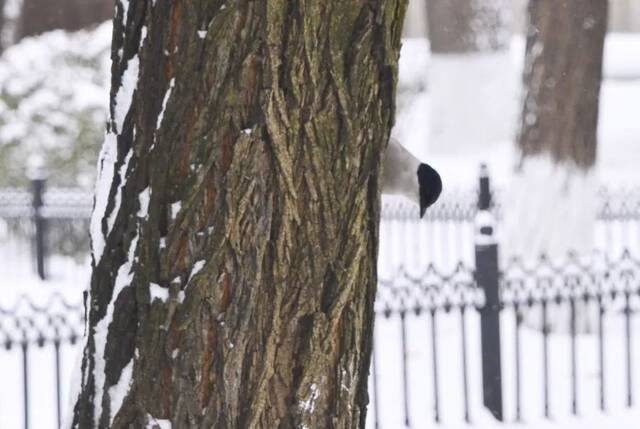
{"left": 369, "top": 309, "right": 640, "bottom": 428}
{"left": 1, "top": 31, "right": 640, "bottom": 428}
{"left": 395, "top": 35, "right": 640, "bottom": 190}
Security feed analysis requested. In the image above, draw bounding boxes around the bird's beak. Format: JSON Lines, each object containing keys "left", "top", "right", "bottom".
{"left": 420, "top": 192, "right": 427, "bottom": 218}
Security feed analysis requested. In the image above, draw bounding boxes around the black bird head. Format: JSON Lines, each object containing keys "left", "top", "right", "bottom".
{"left": 417, "top": 163, "right": 442, "bottom": 218}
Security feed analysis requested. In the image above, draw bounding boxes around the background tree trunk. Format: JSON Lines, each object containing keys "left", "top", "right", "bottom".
{"left": 504, "top": 0, "right": 608, "bottom": 264}
{"left": 69, "top": 1, "right": 406, "bottom": 428}
{"left": 518, "top": 0, "right": 607, "bottom": 168}
{"left": 20, "top": 0, "right": 112, "bottom": 38}
{"left": 426, "top": 0, "right": 510, "bottom": 53}
{"left": 421, "top": 0, "right": 515, "bottom": 156}
{"left": 0, "top": 0, "right": 5, "bottom": 51}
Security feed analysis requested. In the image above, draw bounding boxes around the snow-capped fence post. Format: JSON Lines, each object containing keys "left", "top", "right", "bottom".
{"left": 31, "top": 176, "right": 47, "bottom": 280}
{"left": 475, "top": 164, "right": 504, "bottom": 421}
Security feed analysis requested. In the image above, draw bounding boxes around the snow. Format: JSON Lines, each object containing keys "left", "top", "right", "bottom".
{"left": 140, "top": 26, "right": 148, "bottom": 48}
{"left": 90, "top": 132, "right": 118, "bottom": 263}
{"left": 396, "top": 34, "right": 640, "bottom": 190}
{"left": 108, "top": 358, "right": 133, "bottom": 425}
{"left": 89, "top": 27, "right": 141, "bottom": 264}
{"left": 2, "top": 27, "right": 640, "bottom": 429}
{"left": 368, "top": 310, "right": 640, "bottom": 429}
{"left": 106, "top": 149, "right": 133, "bottom": 233}
{"left": 188, "top": 260, "right": 206, "bottom": 282}
{"left": 138, "top": 187, "right": 151, "bottom": 218}
{"left": 422, "top": 50, "right": 518, "bottom": 155}
{"left": 146, "top": 415, "right": 172, "bottom": 429}
{"left": 149, "top": 283, "right": 169, "bottom": 303}
{"left": 114, "top": 55, "right": 140, "bottom": 133}
{"left": 398, "top": 39, "right": 430, "bottom": 95}
{"left": 170, "top": 201, "right": 181, "bottom": 219}
{"left": 62, "top": 345, "right": 87, "bottom": 428}
{"left": 394, "top": 32, "right": 640, "bottom": 262}
{"left": 299, "top": 383, "right": 320, "bottom": 413}
{"left": 604, "top": 34, "right": 640, "bottom": 80}
{"left": 0, "top": 21, "right": 112, "bottom": 188}
{"left": 502, "top": 156, "right": 599, "bottom": 262}
{"left": 156, "top": 78, "right": 175, "bottom": 130}
{"left": 92, "top": 232, "right": 138, "bottom": 425}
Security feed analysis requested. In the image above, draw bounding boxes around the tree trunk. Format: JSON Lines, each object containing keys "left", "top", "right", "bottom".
{"left": 20, "top": 0, "right": 112, "bottom": 38}
{"left": 0, "top": 0, "right": 5, "bottom": 51}
{"left": 517, "top": 0, "right": 607, "bottom": 168}
{"left": 69, "top": 1, "right": 406, "bottom": 428}
{"left": 422, "top": 0, "right": 515, "bottom": 155}
{"left": 426, "top": 0, "right": 511, "bottom": 53}
{"left": 505, "top": 1, "right": 609, "bottom": 334}
{"left": 505, "top": 0, "right": 607, "bottom": 264}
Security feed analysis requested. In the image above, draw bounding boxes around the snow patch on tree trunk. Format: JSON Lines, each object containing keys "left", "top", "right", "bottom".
{"left": 108, "top": 358, "right": 134, "bottom": 426}
{"left": 149, "top": 283, "right": 168, "bottom": 303}
{"left": 146, "top": 415, "right": 171, "bottom": 429}
{"left": 137, "top": 187, "right": 150, "bottom": 218}
{"left": 92, "top": 232, "right": 138, "bottom": 425}
{"left": 502, "top": 155, "right": 598, "bottom": 263}
{"left": 114, "top": 55, "right": 139, "bottom": 134}
{"left": 90, "top": 51, "right": 140, "bottom": 264}
{"left": 90, "top": 132, "right": 117, "bottom": 263}
{"left": 106, "top": 148, "right": 133, "bottom": 232}
{"left": 156, "top": 78, "right": 175, "bottom": 130}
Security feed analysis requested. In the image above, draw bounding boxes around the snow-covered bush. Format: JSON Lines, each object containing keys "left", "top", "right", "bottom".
{"left": 0, "top": 21, "right": 111, "bottom": 188}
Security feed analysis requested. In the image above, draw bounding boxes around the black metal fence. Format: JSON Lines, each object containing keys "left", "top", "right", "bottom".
{"left": 0, "top": 294, "right": 84, "bottom": 429}
{"left": 369, "top": 170, "right": 640, "bottom": 427}
{"left": 0, "top": 182, "right": 91, "bottom": 280}
{"left": 2, "top": 171, "right": 640, "bottom": 428}
{"left": 2, "top": 172, "right": 640, "bottom": 279}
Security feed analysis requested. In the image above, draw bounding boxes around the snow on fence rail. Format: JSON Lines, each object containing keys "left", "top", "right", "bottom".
{"left": 3, "top": 170, "right": 640, "bottom": 427}
{"left": 2, "top": 171, "right": 640, "bottom": 280}
{"left": 0, "top": 293, "right": 84, "bottom": 429}
{"left": 370, "top": 249, "right": 640, "bottom": 428}
{"left": 3, "top": 250, "right": 640, "bottom": 428}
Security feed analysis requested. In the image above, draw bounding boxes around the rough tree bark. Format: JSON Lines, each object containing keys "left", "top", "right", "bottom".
{"left": 426, "top": 0, "right": 510, "bottom": 53}
{"left": 518, "top": 0, "right": 607, "bottom": 168}
{"left": 20, "top": 0, "right": 112, "bottom": 38}
{"left": 69, "top": 1, "right": 407, "bottom": 428}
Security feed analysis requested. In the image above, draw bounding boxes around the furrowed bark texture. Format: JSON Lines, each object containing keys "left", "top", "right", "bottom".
{"left": 71, "top": 1, "right": 406, "bottom": 428}
{"left": 426, "top": 0, "right": 510, "bottom": 53}
{"left": 517, "top": 0, "right": 607, "bottom": 168}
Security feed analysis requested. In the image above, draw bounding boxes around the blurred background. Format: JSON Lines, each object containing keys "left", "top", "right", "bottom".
{"left": 1, "top": 0, "right": 640, "bottom": 428}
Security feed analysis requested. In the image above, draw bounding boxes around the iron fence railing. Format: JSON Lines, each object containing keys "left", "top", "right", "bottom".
{"left": 372, "top": 250, "right": 640, "bottom": 428}
{"left": 4, "top": 251, "right": 639, "bottom": 429}
{"left": 0, "top": 293, "right": 84, "bottom": 429}
{"left": 3, "top": 173, "right": 640, "bottom": 280}
{"left": 3, "top": 169, "right": 640, "bottom": 427}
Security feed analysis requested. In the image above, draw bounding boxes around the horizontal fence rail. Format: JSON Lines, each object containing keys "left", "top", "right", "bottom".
{"left": 3, "top": 170, "right": 640, "bottom": 428}
{"left": 3, "top": 252, "right": 640, "bottom": 429}
{"left": 0, "top": 294, "right": 84, "bottom": 429}
{"left": 369, "top": 250, "right": 640, "bottom": 428}
{"left": 2, "top": 184, "right": 640, "bottom": 221}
